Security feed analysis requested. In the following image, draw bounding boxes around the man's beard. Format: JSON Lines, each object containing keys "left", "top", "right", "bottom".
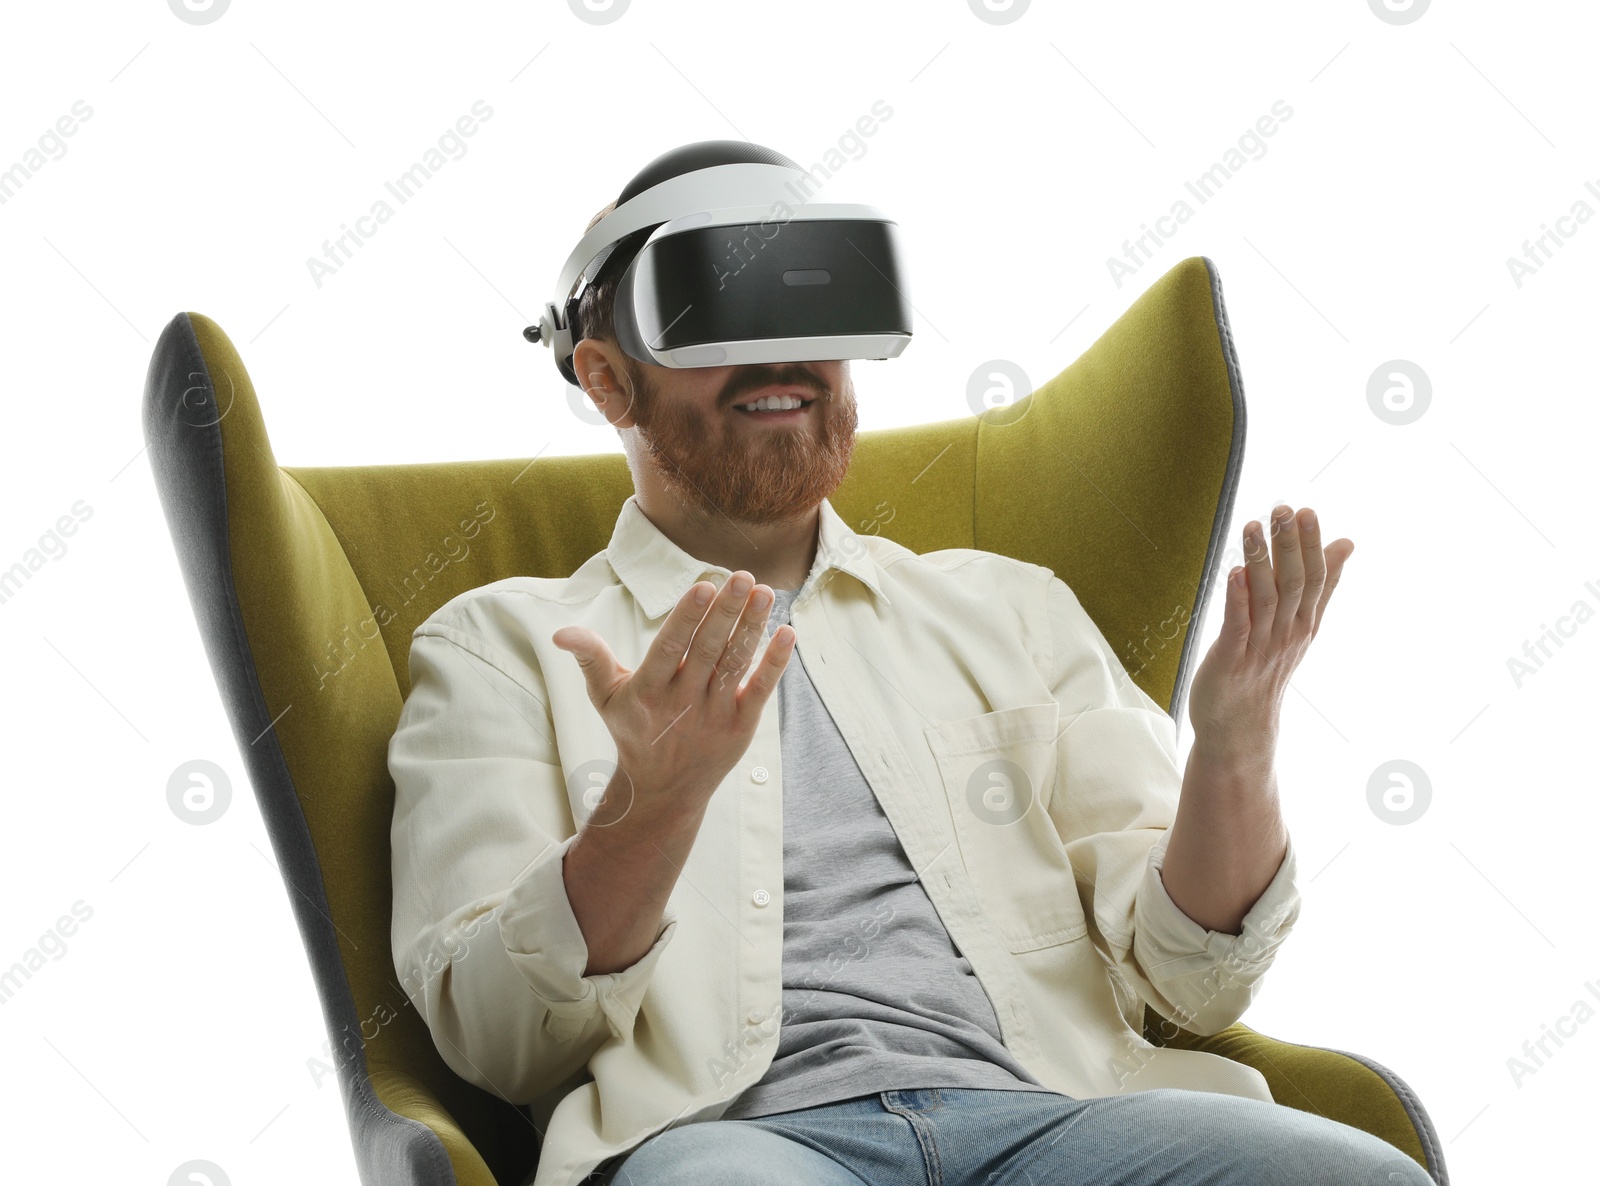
{"left": 623, "top": 358, "right": 858, "bottom": 527}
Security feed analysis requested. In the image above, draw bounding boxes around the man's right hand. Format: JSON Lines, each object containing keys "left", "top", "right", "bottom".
{"left": 551, "top": 570, "right": 794, "bottom": 821}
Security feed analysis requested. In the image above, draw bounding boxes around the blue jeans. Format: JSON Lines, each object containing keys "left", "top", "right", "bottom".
{"left": 591, "top": 1087, "right": 1433, "bottom": 1185}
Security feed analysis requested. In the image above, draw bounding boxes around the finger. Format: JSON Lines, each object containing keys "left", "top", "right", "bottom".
{"left": 737, "top": 623, "right": 795, "bottom": 713}
{"left": 1217, "top": 563, "right": 1253, "bottom": 659}
{"left": 632, "top": 580, "right": 718, "bottom": 700}
{"left": 1268, "top": 504, "right": 1305, "bottom": 650}
{"left": 1296, "top": 509, "right": 1327, "bottom": 631}
{"left": 1243, "top": 519, "right": 1277, "bottom": 656}
{"left": 678, "top": 570, "right": 756, "bottom": 689}
{"left": 551, "top": 627, "right": 622, "bottom": 704}
{"left": 710, "top": 584, "right": 776, "bottom": 696}
{"left": 1310, "top": 539, "right": 1354, "bottom": 640}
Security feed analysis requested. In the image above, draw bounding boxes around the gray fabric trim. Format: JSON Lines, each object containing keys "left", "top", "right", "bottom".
{"left": 1167, "top": 256, "right": 1249, "bottom": 727}
{"left": 142, "top": 313, "right": 465, "bottom": 1185}
{"left": 1144, "top": 1013, "right": 1448, "bottom": 1185}
{"left": 1323, "top": 1047, "right": 1450, "bottom": 1185}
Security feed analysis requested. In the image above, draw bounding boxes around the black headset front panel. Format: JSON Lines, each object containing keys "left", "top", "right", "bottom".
{"left": 632, "top": 220, "right": 913, "bottom": 350}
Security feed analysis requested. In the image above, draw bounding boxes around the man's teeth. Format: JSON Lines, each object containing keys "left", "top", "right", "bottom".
{"left": 736, "top": 395, "right": 808, "bottom": 411}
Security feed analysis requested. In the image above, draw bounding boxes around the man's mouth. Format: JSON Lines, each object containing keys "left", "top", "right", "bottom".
{"left": 731, "top": 387, "right": 818, "bottom": 417}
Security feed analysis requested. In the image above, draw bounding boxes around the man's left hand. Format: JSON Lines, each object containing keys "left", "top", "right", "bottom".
{"left": 1187, "top": 503, "right": 1355, "bottom": 764}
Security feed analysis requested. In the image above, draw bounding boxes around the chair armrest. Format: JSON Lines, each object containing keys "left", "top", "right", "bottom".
{"left": 363, "top": 1068, "right": 506, "bottom": 1186}
{"left": 1145, "top": 1007, "right": 1447, "bottom": 1184}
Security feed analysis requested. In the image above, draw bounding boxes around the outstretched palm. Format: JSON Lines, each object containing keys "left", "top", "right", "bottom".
{"left": 1187, "top": 504, "right": 1355, "bottom": 760}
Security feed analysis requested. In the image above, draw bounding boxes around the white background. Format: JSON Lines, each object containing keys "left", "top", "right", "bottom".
{"left": 1, "top": 1, "right": 1594, "bottom": 1182}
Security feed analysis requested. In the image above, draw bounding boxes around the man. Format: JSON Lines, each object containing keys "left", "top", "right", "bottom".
{"left": 388, "top": 184, "right": 1423, "bottom": 1186}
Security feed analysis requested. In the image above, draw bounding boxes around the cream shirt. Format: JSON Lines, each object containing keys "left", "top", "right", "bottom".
{"left": 388, "top": 493, "right": 1301, "bottom": 1186}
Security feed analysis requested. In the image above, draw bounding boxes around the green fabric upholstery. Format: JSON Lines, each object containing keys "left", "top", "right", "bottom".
{"left": 142, "top": 255, "right": 1446, "bottom": 1185}
{"left": 1142, "top": 1014, "right": 1442, "bottom": 1176}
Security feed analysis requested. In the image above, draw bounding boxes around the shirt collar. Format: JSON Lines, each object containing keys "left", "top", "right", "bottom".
{"left": 605, "top": 493, "right": 890, "bottom": 620}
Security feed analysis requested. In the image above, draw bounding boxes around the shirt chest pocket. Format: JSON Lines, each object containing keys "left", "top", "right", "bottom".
{"left": 924, "top": 701, "right": 1088, "bottom": 954}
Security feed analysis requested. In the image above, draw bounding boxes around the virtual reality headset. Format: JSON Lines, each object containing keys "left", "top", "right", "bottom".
{"left": 524, "top": 141, "right": 914, "bottom": 387}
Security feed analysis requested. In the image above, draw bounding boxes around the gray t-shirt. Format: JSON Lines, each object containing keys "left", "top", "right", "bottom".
{"left": 719, "top": 583, "right": 1050, "bottom": 1120}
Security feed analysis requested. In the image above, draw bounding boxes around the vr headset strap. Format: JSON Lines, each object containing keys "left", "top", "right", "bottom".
{"left": 552, "top": 162, "right": 806, "bottom": 315}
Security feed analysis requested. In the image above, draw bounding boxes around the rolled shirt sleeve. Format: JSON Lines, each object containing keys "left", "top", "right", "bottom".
{"left": 389, "top": 618, "right": 677, "bottom": 1104}
{"left": 1133, "top": 830, "right": 1300, "bottom": 1035}
{"left": 499, "top": 829, "right": 679, "bottom": 1042}
{"left": 1034, "top": 575, "right": 1300, "bottom": 1039}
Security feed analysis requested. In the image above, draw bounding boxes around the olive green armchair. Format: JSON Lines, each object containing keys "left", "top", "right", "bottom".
{"left": 141, "top": 255, "right": 1447, "bottom": 1185}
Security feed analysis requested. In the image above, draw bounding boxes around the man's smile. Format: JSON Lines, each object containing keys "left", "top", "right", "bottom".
{"left": 730, "top": 384, "right": 819, "bottom": 421}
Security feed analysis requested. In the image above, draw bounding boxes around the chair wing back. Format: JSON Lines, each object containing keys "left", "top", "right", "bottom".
{"left": 975, "top": 256, "right": 1247, "bottom": 724}
{"left": 141, "top": 254, "right": 1245, "bottom": 1185}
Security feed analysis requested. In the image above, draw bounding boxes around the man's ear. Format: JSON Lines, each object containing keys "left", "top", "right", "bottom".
{"left": 573, "top": 339, "right": 637, "bottom": 429}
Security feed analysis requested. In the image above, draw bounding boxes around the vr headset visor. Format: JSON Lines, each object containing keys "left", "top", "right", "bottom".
{"left": 527, "top": 161, "right": 913, "bottom": 386}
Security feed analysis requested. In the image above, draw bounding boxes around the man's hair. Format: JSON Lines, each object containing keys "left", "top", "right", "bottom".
{"left": 574, "top": 202, "right": 653, "bottom": 375}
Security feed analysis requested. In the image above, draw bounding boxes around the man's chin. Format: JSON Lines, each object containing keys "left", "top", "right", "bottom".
{"left": 636, "top": 398, "right": 855, "bottom": 524}
{"left": 672, "top": 465, "right": 848, "bottom": 526}
{"left": 707, "top": 482, "right": 839, "bottom": 526}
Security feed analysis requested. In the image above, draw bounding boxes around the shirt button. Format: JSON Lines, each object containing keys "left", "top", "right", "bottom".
{"left": 752, "top": 889, "right": 771, "bottom": 907}
{"left": 751, "top": 766, "right": 769, "bottom": 784}
{"left": 746, "top": 1009, "right": 765, "bottom": 1024}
